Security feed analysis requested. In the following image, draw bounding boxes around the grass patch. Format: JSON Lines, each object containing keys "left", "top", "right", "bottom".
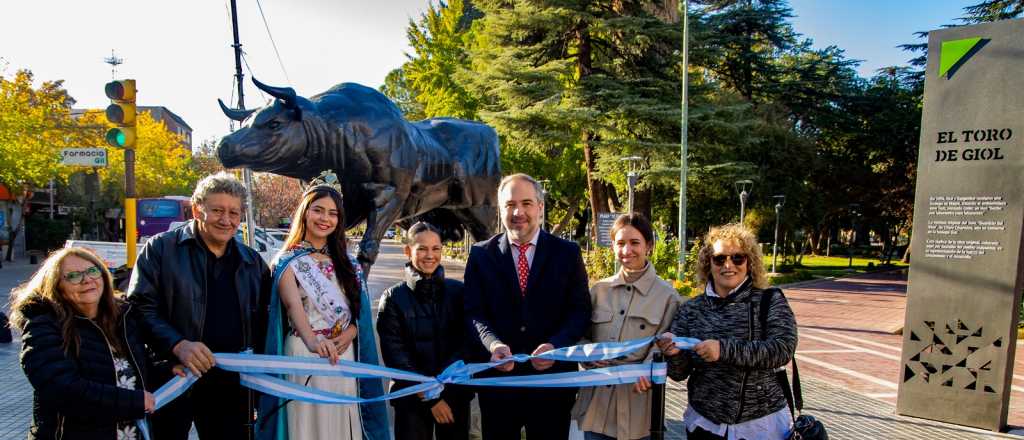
{"left": 768, "top": 255, "right": 908, "bottom": 286}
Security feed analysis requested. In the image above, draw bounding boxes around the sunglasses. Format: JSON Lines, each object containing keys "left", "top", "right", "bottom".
{"left": 63, "top": 266, "right": 103, "bottom": 284}
{"left": 711, "top": 254, "right": 747, "bottom": 266}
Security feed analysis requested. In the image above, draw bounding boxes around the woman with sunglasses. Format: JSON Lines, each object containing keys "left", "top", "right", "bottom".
{"left": 11, "top": 248, "right": 165, "bottom": 439}
{"left": 655, "top": 223, "right": 797, "bottom": 440}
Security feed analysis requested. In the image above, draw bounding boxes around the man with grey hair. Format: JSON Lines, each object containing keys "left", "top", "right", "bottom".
{"left": 128, "top": 171, "right": 271, "bottom": 439}
{"left": 463, "top": 173, "right": 590, "bottom": 439}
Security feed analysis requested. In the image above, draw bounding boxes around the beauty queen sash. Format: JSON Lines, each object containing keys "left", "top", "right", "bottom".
{"left": 290, "top": 254, "right": 351, "bottom": 335}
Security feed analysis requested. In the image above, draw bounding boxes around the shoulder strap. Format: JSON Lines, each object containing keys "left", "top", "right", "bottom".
{"left": 760, "top": 288, "right": 803, "bottom": 416}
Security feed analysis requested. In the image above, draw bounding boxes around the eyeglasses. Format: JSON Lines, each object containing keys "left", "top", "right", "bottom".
{"left": 711, "top": 254, "right": 747, "bottom": 266}
{"left": 202, "top": 205, "right": 242, "bottom": 222}
{"left": 63, "top": 266, "right": 103, "bottom": 284}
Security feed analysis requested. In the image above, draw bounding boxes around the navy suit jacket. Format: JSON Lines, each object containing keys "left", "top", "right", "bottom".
{"left": 463, "top": 230, "right": 591, "bottom": 375}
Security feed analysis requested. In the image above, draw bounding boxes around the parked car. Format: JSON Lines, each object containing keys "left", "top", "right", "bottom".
{"left": 168, "top": 221, "right": 281, "bottom": 263}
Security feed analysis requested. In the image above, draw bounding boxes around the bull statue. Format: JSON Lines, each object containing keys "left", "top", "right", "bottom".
{"left": 217, "top": 78, "right": 501, "bottom": 273}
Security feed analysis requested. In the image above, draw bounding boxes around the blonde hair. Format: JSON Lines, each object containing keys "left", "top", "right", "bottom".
{"left": 695, "top": 223, "right": 769, "bottom": 291}
{"left": 9, "top": 247, "right": 123, "bottom": 356}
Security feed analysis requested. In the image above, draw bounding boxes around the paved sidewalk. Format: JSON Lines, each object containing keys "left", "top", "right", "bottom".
{"left": 0, "top": 255, "right": 42, "bottom": 439}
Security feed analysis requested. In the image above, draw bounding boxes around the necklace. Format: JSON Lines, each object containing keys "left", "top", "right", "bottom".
{"left": 301, "top": 240, "right": 330, "bottom": 255}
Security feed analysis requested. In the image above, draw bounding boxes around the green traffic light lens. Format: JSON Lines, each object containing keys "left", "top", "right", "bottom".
{"left": 106, "top": 128, "right": 126, "bottom": 147}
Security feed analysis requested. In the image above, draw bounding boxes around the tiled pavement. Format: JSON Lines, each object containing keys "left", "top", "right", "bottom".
{"left": 2, "top": 249, "right": 1023, "bottom": 439}
{"left": 0, "top": 255, "right": 40, "bottom": 439}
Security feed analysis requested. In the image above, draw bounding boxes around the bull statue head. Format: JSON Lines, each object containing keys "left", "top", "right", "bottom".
{"left": 216, "top": 78, "right": 320, "bottom": 179}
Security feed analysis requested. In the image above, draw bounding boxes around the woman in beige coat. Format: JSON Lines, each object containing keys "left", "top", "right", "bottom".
{"left": 573, "top": 213, "right": 682, "bottom": 440}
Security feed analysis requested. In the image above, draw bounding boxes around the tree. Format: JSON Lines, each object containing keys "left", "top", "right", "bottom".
{"left": 74, "top": 110, "right": 198, "bottom": 200}
{"left": 0, "top": 70, "right": 77, "bottom": 188}
{"left": 961, "top": 0, "right": 1024, "bottom": 23}
{"left": 464, "top": 0, "right": 682, "bottom": 239}
{"left": 401, "top": 0, "right": 481, "bottom": 119}
{"left": 0, "top": 70, "right": 78, "bottom": 259}
{"left": 252, "top": 173, "right": 303, "bottom": 228}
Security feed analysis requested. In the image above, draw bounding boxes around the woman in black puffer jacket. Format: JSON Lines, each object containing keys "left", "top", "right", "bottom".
{"left": 657, "top": 224, "right": 798, "bottom": 440}
{"left": 11, "top": 248, "right": 157, "bottom": 440}
{"left": 376, "top": 222, "right": 472, "bottom": 440}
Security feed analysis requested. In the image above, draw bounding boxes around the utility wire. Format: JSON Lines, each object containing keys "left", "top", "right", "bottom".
{"left": 241, "top": 53, "right": 271, "bottom": 104}
{"left": 254, "top": 0, "right": 292, "bottom": 85}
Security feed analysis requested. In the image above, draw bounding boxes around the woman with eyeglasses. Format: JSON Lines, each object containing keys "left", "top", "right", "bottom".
{"left": 11, "top": 248, "right": 165, "bottom": 439}
{"left": 655, "top": 223, "right": 798, "bottom": 440}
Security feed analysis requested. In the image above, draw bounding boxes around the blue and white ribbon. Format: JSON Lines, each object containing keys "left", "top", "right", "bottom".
{"left": 141, "top": 335, "right": 699, "bottom": 438}
{"left": 151, "top": 336, "right": 700, "bottom": 410}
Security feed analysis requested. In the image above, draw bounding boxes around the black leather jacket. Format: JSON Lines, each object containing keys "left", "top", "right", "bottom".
{"left": 376, "top": 264, "right": 470, "bottom": 407}
{"left": 126, "top": 221, "right": 271, "bottom": 361}
{"left": 19, "top": 301, "right": 150, "bottom": 440}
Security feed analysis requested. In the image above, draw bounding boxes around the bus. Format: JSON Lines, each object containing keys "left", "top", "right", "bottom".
{"left": 138, "top": 196, "right": 191, "bottom": 239}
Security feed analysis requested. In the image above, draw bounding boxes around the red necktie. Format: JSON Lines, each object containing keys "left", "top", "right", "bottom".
{"left": 516, "top": 243, "right": 531, "bottom": 296}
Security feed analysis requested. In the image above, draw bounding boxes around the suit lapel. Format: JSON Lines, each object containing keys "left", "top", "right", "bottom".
{"left": 525, "top": 230, "right": 551, "bottom": 297}
{"left": 491, "top": 234, "right": 520, "bottom": 296}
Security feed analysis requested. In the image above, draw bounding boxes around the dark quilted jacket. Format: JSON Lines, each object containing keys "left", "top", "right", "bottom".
{"left": 376, "top": 264, "right": 470, "bottom": 407}
{"left": 666, "top": 279, "right": 797, "bottom": 425}
{"left": 18, "top": 300, "right": 149, "bottom": 439}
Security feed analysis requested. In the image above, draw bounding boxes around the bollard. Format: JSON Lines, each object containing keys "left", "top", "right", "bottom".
{"left": 650, "top": 352, "right": 666, "bottom": 440}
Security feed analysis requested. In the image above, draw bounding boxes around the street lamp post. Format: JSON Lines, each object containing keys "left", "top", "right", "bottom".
{"left": 735, "top": 180, "right": 753, "bottom": 224}
{"left": 676, "top": 0, "right": 691, "bottom": 281}
{"left": 848, "top": 203, "right": 860, "bottom": 269}
{"left": 538, "top": 179, "right": 550, "bottom": 230}
{"left": 621, "top": 156, "right": 643, "bottom": 213}
{"left": 772, "top": 195, "right": 786, "bottom": 273}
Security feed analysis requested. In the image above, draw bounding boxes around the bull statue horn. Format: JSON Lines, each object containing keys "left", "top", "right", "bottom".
{"left": 253, "top": 77, "right": 298, "bottom": 108}
{"left": 218, "top": 99, "right": 255, "bottom": 122}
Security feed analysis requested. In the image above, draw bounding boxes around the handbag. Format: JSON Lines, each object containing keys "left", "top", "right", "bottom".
{"left": 758, "top": 289, "right": 829, "bottom": 440}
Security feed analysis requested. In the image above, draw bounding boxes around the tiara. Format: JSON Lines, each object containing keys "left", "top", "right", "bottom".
{"left": 304, "top": 169, "right": 343, "bottom": 197}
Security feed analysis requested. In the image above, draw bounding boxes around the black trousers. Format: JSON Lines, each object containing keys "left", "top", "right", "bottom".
{"left": 150, "top": 371, "right": 250, "bottom": 440}
{"left": 478, "top": 387, "right": 576, "bottom": 440}
{"left": 393, "top": 397, "right": 471, "bottom": 440}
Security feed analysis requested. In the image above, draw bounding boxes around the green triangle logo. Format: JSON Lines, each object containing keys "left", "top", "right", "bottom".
{"left": 939, "top": 37, "right": 983, "bottom": 77}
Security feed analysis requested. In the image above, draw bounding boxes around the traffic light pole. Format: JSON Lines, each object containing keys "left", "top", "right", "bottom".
{"left": 125, "top": 148, "right": 136, "bottom": 268}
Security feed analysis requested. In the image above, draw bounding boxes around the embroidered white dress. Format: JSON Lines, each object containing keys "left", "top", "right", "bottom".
{"left": 283, "top": 259, "right": 362, "bottom": 440}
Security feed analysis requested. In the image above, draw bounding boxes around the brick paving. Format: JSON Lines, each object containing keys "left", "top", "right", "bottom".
{"left": 0, "top": 255, "right": 40, "bottom": 439}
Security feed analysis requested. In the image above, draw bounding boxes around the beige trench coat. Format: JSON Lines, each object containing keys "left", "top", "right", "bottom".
{"left": 572, "top": 265, "right": 683, "bottom": 439}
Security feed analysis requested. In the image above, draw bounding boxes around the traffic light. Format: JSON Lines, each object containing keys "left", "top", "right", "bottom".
{"left": 104, "top": 79, "right": 136, "bottom": 148}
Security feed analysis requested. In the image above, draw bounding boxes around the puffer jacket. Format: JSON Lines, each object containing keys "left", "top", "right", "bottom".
{"left": 18, "top": 300, "right": 149, "bottom": 440}
{"left": 666, "top": 278, "right": 797, "bottom": 425}
{"left": 376, "top": 264, "right": 470, "bottom": 407}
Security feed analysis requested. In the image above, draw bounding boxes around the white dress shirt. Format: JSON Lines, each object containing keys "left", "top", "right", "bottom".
{"left": 509, "top": 229, "right": 540, "bottom": 273}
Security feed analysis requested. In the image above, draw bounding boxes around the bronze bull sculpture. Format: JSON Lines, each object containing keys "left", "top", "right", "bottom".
{"left": 217, "top": 78, "right": 500, "bottom": 272}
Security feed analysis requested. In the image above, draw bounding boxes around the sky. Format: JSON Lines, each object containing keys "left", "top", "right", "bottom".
{"left": 2, "top": 0, "right": 975, "bottom": 150}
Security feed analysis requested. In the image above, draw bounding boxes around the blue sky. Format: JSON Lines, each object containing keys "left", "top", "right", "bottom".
{"left": 788, "top": 0, "right": 972, "bottom": 78}
{"left": 1, "top": 0, "right": 976, "bottom": 146}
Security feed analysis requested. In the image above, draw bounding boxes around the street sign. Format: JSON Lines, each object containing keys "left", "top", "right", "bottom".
{"left": 596, "top": 212, "right": 621, "bottom": 248}
{"left": 60, "top": 148, "right": 108, "bottom": 167}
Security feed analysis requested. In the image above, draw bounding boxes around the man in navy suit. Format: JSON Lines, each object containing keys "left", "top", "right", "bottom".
{"left": 464, "top": 173, "right": 591, "bottom": 439}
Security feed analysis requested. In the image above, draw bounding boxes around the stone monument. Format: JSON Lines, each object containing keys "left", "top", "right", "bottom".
{"left": 898, "top": 18, "right": 1024, "bottom": 431}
